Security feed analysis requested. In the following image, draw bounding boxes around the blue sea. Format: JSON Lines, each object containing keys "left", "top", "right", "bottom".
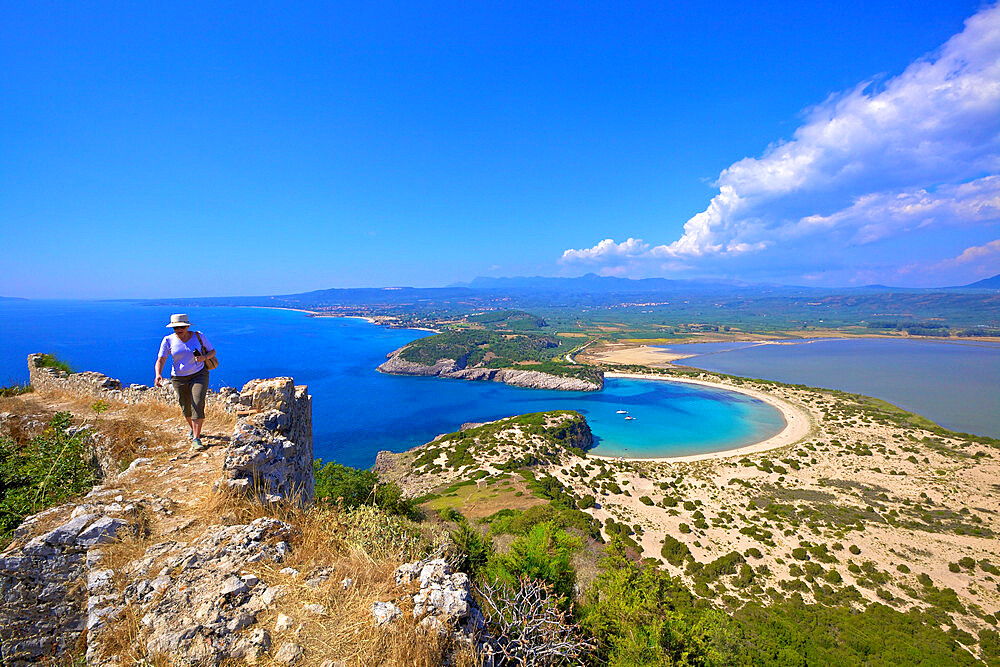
{"left": 0, "top": 300, "right": 785, "bottom": 467}
{"left": 661, "top": 338, "right": 1000, "bottom": 438}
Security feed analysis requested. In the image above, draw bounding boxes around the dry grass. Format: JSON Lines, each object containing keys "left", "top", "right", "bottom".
{"left": 94, "top": 603, "right": 154, "bottom": 665}
{"left": 243, "top": 506, "right": 478, "bottom": 666}
{"left": 98, "top": 509, "right": 158, "bottom": 592}
{"left": 33, "top": 388, "right": 236, "bottom": 432}
{"left": 178, "top": 488, "right": 472, "bottom": 665}
{"left": 0, "top": 394, "right": 55, "bottom": 440}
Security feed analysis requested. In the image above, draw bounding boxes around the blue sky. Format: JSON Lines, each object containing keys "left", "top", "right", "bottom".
{"left": 2, "top": 1, "right": 997, "bottom": 297}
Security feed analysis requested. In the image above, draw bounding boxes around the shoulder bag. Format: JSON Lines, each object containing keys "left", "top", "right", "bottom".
{"left": 195, "top": 331, "right": 220, "bottom": 370}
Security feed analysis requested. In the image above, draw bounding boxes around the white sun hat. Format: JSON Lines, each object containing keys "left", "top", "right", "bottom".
{"left": 166, "top": 313, "right": 192, "bottom": 328}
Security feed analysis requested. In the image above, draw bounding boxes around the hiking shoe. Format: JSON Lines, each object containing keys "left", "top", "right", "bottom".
{"left": 188, "top": 429, "right": 194, "bottom": 440}
{"left": 191, "top": 438, "right": 206, "bottom": 451}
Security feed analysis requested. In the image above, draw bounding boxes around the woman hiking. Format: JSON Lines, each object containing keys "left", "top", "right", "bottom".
{"left": 154, "top": 313, "right": 216, "bottom": 450}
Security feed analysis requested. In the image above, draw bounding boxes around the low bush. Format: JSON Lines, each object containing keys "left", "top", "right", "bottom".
{"left": 0, "top": 412, "right": 96, "bottom": 545}
{"left": 35, "top": 353, "right": 74, "bottom": 373}
{"left": 483, "top": 521, "right": 580, "bottom": 602}
{"left": 313, "top": 460, "right": 415, "bottom": 518}
{"left": 660, "top": 534, "right": 692, "bottom": 566}
{"left": 0, "top": 383, "right": 33, "bottom": 398}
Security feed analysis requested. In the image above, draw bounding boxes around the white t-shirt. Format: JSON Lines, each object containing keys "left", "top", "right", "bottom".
{"left": 158, "top": 332, "right": 214, "bottom": 378}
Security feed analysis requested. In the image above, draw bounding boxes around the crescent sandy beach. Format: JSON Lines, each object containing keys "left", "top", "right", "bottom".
{"left": 593, "top": 371, "right": 813, "bottom": 463}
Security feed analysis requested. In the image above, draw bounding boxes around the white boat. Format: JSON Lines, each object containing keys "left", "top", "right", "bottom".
{"left": 616, "top": 409, "right": 628, "bottom": 414}
{"left": 624, "top": 416, "right": 635, "bottom": 420}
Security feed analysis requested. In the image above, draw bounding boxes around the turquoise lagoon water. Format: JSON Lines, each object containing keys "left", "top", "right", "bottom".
{"left": 662, "top": 338, "right": 1000, "bottom": 438}
{"left": 0, "top": 301, "right": 784, "bottom": 467}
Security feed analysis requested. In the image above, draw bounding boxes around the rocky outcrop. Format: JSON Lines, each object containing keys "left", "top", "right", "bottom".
{"left": 0, "top": 359, "right": 314, "bottom": 665}
{"left": 376, "top": 411, "right": 594, "bottom": 497}
{"left": 383, "top": 558, "right": 486, "bottom": 645}
{"left": 89, "top": 517, "right": 294, "bottom": 665}
{"left": 0, "top": 486, "right": 174, "bottom": 666}
{"left": 218, "top": 378, "right": 314, "bottom": 505}
{"left": 377, "top": 350, "right": 603, "bottom": 392}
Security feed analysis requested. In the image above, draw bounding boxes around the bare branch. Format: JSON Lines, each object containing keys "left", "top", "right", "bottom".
{"left": 474, "top": 578, "right": 595, "bottom": 666}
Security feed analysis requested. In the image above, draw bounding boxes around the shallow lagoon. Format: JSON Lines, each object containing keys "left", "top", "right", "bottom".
{"left": 0, "top": 301, "right": 784, "bottom": 467}
{"left": 663, "top": 337, "right": 1000, "bottom": 438}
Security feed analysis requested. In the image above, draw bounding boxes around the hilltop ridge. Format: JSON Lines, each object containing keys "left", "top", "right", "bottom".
{"left": 0, "top": 357, "right": 484, "bottom": 665}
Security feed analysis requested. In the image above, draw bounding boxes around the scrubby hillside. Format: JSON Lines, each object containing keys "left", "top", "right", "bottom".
{"left": 376, "top": 311, "right": 603, "bottom": 391}
{"left": 381, "top": 370, "right": 1000, "bottom": 665}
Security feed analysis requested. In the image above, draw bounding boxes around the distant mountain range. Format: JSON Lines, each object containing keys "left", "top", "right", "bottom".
{"left": 132, "top": 271, "right": 1000, "bottom": 331}
{"left": 450, "top": 273, "right": 765, "bottom": 293}
{"left": 957, "top": 273, "right": 1000, "bottom": 289}
{"left": 451, "top": 272, "right": 1000, "bottom": 293}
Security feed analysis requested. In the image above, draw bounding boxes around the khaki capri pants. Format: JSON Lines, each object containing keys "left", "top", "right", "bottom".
{"left": 171, "top": 368, "right": 210, "bottom": 419}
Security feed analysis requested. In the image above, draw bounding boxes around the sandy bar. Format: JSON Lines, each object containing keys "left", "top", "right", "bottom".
{"left": 588, "top": 345, "right": 693, "bottom": 366}
{"left": 591, "top": 371, "right": 813, "bottom": 463}
{"left": 234, "top": 305, "right": 320, "bottom": 315}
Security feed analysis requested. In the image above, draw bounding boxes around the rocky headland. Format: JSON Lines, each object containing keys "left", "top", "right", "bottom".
{"left": 376, "top": 348, "right": 604, "bottom": 392}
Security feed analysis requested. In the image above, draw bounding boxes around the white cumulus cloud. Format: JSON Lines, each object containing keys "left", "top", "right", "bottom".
{"left": 903, "top": 238, "right": 1000, "bottom": 279}
{"left": 561, "top": 3, "right": 1000, "bottom": 284}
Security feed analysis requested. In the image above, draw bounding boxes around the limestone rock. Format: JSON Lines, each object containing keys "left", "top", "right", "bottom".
{"left": 219, "top": 379, "right": 313, "bottom": 506}
{"left": 372, "top": 601, "right": 403, "bottom": 626}
{"left": 274, "top": 641, "right": 304, "bottom": 664}
{"left": 392, "top": 557, "right": 486, "bottom": 648}
{"left": 44, "top": 514, "right": 95, "bottom": 545}
{"left": 77, "top": 516, "right": 130, "bottom": 547}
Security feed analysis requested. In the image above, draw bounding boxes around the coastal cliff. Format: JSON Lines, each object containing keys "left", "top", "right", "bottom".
{"left": 377, "top": 348, "right": 604, "bottom": 391}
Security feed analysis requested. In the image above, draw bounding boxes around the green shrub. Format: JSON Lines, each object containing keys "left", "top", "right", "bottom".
{"left": 0, "top": 383, "right": 33, "bottom": 398}
{"left": 451, "top": 521, "right": 493, "bottom": 575}
{"left": 660, "top": 534, "right": 692, "bottom": 566}
{"left": 948, "top": 562, "right": 961, "bottom": 573}
{"left": 639, "top": 495, "right": 653, "bottom": 506}
{"left": 35, "top": 353, "right": 73, "bottom": 373}
{"left": 484, "top": 521, "right": 580, "bottom": 601}
{"left": 979, "top": 629, "right": 1000, "bottom": 665}
{"left": 958, "top": 556, "right": 975, "bottom": 569}
{"left": 485, "top": 503, "right": 600, "bottom": 541}
{"left": 980, "top": 560, "right": 1000, "bottom": 576}
{"left": 313, "top": 460, "right": 415, "bottom": 518}
{"left": 678, "top": 523, "right": 691, "bottom": 534}
{"left": 580, "top": 541, "right": 741, "bottom": 665}
{"left": 697, "top": 551, "right": 746, "bottom": 581}
{"left": 849, "top": 544, "right": 861, "bottom": 555}
{"left": 1, "top": 412, "right": 96, "bottom": 544}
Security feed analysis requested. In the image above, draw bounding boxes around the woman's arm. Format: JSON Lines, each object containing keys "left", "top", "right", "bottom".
{"left": 154, "top": 356, "right": 168, "bottom": 386}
